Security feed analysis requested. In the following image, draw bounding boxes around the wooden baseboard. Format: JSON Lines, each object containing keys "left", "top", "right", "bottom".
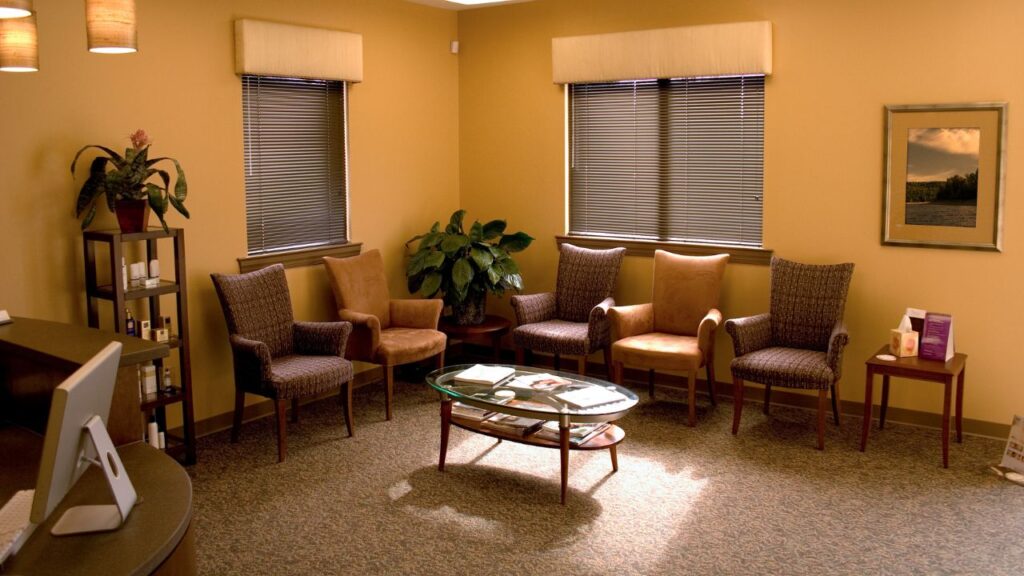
{"left": 181, "top": 345, "right": 1010, "bottom": 442}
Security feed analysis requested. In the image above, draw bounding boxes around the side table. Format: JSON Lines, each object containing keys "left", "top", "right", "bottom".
{"left": 438, "top": 314, "right": 511, "bottom": 362}
{"left": 860, "top": 345, "right": 967, "bottom": 468}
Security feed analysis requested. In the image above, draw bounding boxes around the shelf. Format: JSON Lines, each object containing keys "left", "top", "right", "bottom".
{"left": 141, "top": 388, "right": 184, "bottom": 411}
{"left": 450, "top": 415, "right": 625, "bottom": 451}
{"left": 90, "top": 281, "right": 179, "bottom": 301}
{"left": 83, "top": 227, "right": 180, "bottom": 242}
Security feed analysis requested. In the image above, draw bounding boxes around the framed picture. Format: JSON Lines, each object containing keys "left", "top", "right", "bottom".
{"left": 883, "top": 102, "right": 1007, "bottom": 251}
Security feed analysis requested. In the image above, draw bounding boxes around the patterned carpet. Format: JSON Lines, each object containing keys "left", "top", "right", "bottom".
{"left": 189, "top": 369, "right": 1024, "bottom": 575}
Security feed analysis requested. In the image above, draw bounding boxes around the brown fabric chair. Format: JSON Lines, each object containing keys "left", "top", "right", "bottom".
{"left": 726, "top": 257, "right": 854, "bottom": 450}
{"left": 324, "top": 249, "right": 446, "bottom": 421}
{"left": 211, "top": 264, "right": 354, "bottom": 463}
{"left": 510, "top": 243, "right": 626, "bottom": 378}
{"left": 608, "top": 251, "right": 729, "bottom": 427}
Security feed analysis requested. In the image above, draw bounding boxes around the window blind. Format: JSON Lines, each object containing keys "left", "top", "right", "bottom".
{"left": 569, "top": 75, "right": 764, "bottom": 247}
{"left": 243, "top": 75, "right": 348, "bottom": 255}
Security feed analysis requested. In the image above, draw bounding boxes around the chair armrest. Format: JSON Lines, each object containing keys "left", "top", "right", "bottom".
{"left": 338, "top": 309, "right": 381, "bottom": 360}
{"left": 826, "top": 321, "right": 850, "bottom": 378}
{"left": 608, "top": 303, "right": 654, "bottom": 341}
{"left": 510, "top": 292, "right": 556, "bottom": 325}
{"left": 294, "top": 321, "right": 352, "bottom": 356}
{"left": 228, "top": 334, "right": 272, "bottom": 386}
{"left": 697, "top": 308, "right": 723, "bottom": 354}
{"left": 586, "top": 296, "right": 616, "bottom": 348}
{"left": 390, "top": 299, "right": 443, "bottom": 330}
{"left": 724, "top": 313, "right": 771, "bottom": 357}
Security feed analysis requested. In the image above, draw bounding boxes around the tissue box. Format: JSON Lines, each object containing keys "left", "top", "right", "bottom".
{"left": 889, "top": 329, "right": 919, "bottom": 358}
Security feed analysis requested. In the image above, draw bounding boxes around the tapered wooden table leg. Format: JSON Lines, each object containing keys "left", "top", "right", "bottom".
{"left": 880, "top": 375, "right": 891, "bottom": 429}
{"left": 560, "top": 418, "right": 570, "bottom": 505}
{"left": 439, "top": 396, "right": 452, "bottom": 472}
{"left": 609, "top": 444, "right": 618, "bottom": 472}
{"left": 942, "top": 376, "right": 952, "bottom": 469}
{"left": 860, "top": 368, "right": 874, "bottom": 451}
{"left": 956, "top": 367, "right": 965, "bottom": 443}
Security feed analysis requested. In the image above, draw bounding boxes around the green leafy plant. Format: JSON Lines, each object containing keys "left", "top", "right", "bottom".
{"left": 71, "top": 129, "right": 189, "bottom": 231}
{"left": 406, "top": 209, "right": 534, "bottom": 307}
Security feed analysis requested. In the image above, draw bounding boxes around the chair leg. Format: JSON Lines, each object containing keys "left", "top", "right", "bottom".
{"left": 732, "top": 377, "right": 744, "bottom": 435}
{"left": 705, "top": 355, "right": 718, "bottom": 406}
{"left": 687, "top": 371, "right": 697, "bottom": 427}
{"left": 275, "top": 398, "right": 288, "bottom": 462}
{"left": 648, "top": 369, "right": 656, "bottom": 399}
{"left": 831, "top": 379, "right": 842, "bottom": 426}
{"left": 385, "top": 365, "right": 394, "bottom": 421}
{"left": 437, "top": 349, "right": 445, "bottom": 370}
{"left": 231, "top": 389, "right": 245, "bottom": 443}
{"left": 340, "top": 380, "right": 354, "bottom": 437}
{"left": 613, "top": 361, "right": 624, "bottom": 385}
{"left": 763, "top": 384, "right": 772, "bottom": 415}
{"left": 603, "top": 346, "right": 613, "bottom": 380}
{"left": 291, "top": 398, "right": 300, "bottom": 423}
{"left": 515, "top": 347, "right": 526, "bottom": 366}
{"left": 577, "top": 355, "right": 587, "bottom": 378}
{"left": 553, "top": 353, "right": 560, "bottom": 371}
{"left": 817, "top": 389, "right": 827, "bottom": 451}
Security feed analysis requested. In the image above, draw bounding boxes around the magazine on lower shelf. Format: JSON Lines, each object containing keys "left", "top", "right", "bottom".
{"left": 451, "top": 402, "right": 494, "bottom": 422}
{"left": 532, "top": 421, "right": 610, "bottom": 445}
{"left": 481, "top": 413, "right": 545, "bottom": 437}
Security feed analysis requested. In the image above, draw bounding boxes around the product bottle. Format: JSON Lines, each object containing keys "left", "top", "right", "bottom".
{"left": 122, "top": 257, "right": 128, "bottom": 290}
{"left": 163, "top": 367, "right": 172, "bottom": 392}
{"left": 126, "top": 310, "right": 136, "bottom": 336}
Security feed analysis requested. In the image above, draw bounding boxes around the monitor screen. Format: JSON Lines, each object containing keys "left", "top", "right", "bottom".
{"left": 30, "top": 341, "right": 122, "bottom": 524}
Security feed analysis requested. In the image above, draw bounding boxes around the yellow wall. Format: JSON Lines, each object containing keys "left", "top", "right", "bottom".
{"left": 0, "top": 0, "right": 460, "bottom": 424}
{"left": 457, "top": 0, "right": 1024, "bottom": 425}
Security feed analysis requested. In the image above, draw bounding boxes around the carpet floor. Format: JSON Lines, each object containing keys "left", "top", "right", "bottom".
{"left": 189, "top": 371, "right": 1024, "bottom": 575}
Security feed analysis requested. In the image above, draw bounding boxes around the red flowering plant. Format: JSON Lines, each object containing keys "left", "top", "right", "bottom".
{"left": 71, "top": 129, "right": 189, "bottom": 231}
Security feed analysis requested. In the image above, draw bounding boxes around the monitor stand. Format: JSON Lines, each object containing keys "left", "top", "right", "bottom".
{"left": 51, "top": 415, "right": 138, "bottom": 536}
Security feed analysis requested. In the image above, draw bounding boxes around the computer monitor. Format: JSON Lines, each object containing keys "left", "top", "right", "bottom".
{"left": 30, "top": 341, "right": 137, "bottom": 535}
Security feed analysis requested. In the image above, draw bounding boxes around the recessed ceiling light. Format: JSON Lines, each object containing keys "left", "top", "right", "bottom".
{"left": 445, "top": 0, "right": 512, "bottom": 5}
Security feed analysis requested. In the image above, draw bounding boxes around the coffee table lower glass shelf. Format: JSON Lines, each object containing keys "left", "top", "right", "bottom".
{"left": 426, "top": 364, "right": 639, "bottom": 504}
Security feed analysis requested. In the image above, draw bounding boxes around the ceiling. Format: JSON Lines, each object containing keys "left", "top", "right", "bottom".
{"left": 404, "top": 0, "right": 535, "bottom": 10}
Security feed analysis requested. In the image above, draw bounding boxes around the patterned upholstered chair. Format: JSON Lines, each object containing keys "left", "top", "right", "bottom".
{"left": 211, "top": 264, "right": 354, "bottom": 463}
{"left": 324, "top": 249, "right": 446, "bottom": 421}
{"left": 511, "top": 243, "right": 625, "bottom": 378}
{"left": 609, "top": 251, "right": 729, "bottom": 427}
{"left": 727, "top": 257, "right": 855, "bottom": 450}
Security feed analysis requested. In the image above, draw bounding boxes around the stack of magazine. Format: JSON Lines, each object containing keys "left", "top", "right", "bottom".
{"left": 451, "top": 402, "right": 494, "bottom": 422}
{"left": 532, "top": 421, "right": 610, "bottom": 446}
{"left": 454, "top": 364, "right": 515, "bottom": 385}
{"left": 554, "top": 386, "right": 626, "bottom": 408}
{"left": 481, "top": 413, "right": 545, "bottom": 437}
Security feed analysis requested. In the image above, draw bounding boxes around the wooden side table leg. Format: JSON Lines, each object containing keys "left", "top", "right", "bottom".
{"left": 860, "top": 369, "right": 874, "bottom": 451}
{"left": 956, "top": 366, "right": 965, "bottom": 444}
{"left": 942, "top": 376, "right": 952, "bottom": 469}
{"left": 609, "top": 444, "right": 618, "bottom": 472}
{"left": 439, "top": 397, "right": 452, "bottom": 472}
{"left": 879, "top": 375, "right": 890, "bottom": 429}
{"left": 559, "top": 420, "right": 570, "bottom": 505}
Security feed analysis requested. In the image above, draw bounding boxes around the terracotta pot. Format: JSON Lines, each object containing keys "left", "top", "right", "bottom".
{"left": 115, "top": 199, "right": 150, "bottom": 233}
{"left": 450, "top": 291, "right": 486, "bottom": 326}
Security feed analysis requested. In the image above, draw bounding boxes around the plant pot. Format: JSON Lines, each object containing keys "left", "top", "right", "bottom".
{"left": 115, "top": 199, "right": 150, "bottom": 233}
{"left": 450, "top": 291, "right": 486, "bottom": 326}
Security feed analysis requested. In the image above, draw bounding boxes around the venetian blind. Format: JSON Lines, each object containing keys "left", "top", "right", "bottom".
{"left": 243, "top": 75, "right": 348, "bottom": 255}
{"left": 569, "top": 75, "right": 764, "bottom": 247}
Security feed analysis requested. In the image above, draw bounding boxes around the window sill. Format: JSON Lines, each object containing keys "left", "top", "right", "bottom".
{"left": 555, "top": 235, "right": 772, "bottom": 265}
{"left": 237, "top": 242, "right": 363, "bottom": 273}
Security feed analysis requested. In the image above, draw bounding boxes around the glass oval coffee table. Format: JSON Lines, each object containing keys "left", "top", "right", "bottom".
{"left": 426, "top": 364, "right": 639, "bottom": 504}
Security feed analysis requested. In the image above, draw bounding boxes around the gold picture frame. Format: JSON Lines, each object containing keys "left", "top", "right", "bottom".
{"left": 883, "top": 102, "right": 1006, "bottom": 251}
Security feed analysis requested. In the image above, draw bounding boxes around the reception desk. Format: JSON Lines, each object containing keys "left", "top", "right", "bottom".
{"left": 0, "top": 316, "right": 168, "bottom": 445}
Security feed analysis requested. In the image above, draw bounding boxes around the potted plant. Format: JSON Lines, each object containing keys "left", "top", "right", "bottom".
{"left": 406, "top": 209, "right": 533, "bottom": 325}
{"left": 71, "top": 129, "right": 189, "bottom": 233}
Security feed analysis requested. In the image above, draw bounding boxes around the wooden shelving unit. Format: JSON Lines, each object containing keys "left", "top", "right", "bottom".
{"left": 83, "top": 227, "right": 196, "bottom": 465}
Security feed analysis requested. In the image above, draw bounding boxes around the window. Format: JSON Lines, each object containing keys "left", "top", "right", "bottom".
{"left": 569, "top": 75, "right": 764, "bottom": 248}
{"left": 242, "top": 75, "right": 348, "bottom": 256}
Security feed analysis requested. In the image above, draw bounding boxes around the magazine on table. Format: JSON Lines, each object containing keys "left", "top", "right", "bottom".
{"left": 481, "top": 413, "right": 545, "bottom": 437}
{"left": 454, "top": 364, "right": 515, "bottom": 385}
{"left": 504, "top": 373, "right": 573, "bottom": 392}
{"left": 532, "top": 421, "right": 610, "bottom": 445}
{"left": 451, "top": 402, "right": 494, "bottom": 422}
{"left": 554, "top": 385, "right": 627, "bottom": 408}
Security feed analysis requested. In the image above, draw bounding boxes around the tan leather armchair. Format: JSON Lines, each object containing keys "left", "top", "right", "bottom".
{"left": 608, "top": 251, "right": 729, "bottom": 427}
{"left": 324, "top": 249, "right": 446, "bottom": 421}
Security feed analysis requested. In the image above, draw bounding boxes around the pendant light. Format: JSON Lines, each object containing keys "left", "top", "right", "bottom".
{"left": 86, "top": 0, "right": 136, "bottom": 54}
{"left": 0, "top": 12, "right": 38, "bottom": 72}
{"left": 0, "top": 0, "right": 32, "bottom": 19}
